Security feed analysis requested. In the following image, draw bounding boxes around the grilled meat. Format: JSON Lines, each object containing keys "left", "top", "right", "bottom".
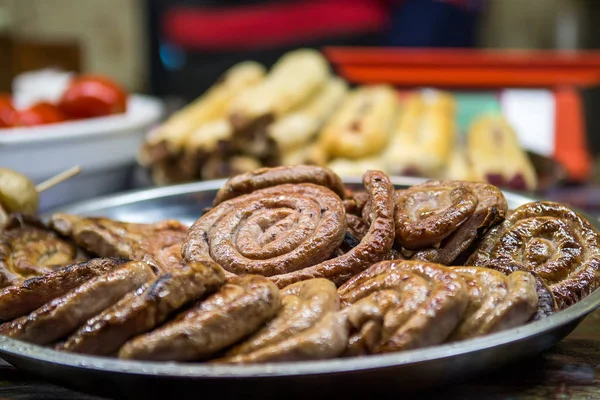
{"left": 49, "top": 214, "right": 188, "bottom": 273}
{"left": 0, "top": 257, "right": 128, "bottom": 322}
{"left": 62, "top": 261, "right": 225, "bottom": 356}
{"left": 0, "top": 261, "right": 155, "bottom": 345}
{"left": 0, "top": 214, "right": 87, "bottom": 288}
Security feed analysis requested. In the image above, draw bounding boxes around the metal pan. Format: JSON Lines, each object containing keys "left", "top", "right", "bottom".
{"left": 0, "top": 177, "right": 598, "bottom": 400}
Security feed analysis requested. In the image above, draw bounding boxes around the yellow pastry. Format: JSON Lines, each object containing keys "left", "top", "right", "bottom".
{"left": 319, "top": 85, "right": 398, "bottom": 160}
{"left": 467, "top": 114, "right": 537, "bottom": 191}
{"left": 138, "top": 61, "right": 265, "bottom": 166}
{"left": 268, "top": 77, "right": 348, "bottom": 154}
{"left": 227, "top": 49, "right": 330, "bottom": 130}
{"left": 383, "top": 89, "right": 456, "bottom": 177}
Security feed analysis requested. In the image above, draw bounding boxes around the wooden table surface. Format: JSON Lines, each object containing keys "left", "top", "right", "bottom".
{"left": 0, "top": 310, "right": 598, "bottom": 400}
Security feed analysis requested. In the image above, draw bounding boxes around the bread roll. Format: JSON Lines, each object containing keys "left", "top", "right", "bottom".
{"left": 383, "top": 90, "right": 456, "bottom": 177}
{"left": 268, "top": 77, "right": 348, "bottom": 154}
{"left": 319, "top": 85, "right": 398, "bottom": 160}
{"left": 327, "top": 156, "right": 388, "bottom": 177}
{"left": 138, "top": 61, "right": 266, "bottom": 166}
{"left": 228, "top": 49, "right": 330, "bottom": 131}
{"left": 467, "top": 114, "right": 537, "bottom": 191}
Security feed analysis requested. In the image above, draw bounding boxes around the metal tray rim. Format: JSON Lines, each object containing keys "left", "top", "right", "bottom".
{"left": 0, "top": 176, "right": 594, "bottom": 379}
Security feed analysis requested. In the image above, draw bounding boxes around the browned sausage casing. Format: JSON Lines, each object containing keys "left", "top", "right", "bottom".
{"left": 218, "top": 278, "right": 346, "bottom": 363}
{"left": 0, "top": 214, "right": 87, "bottom": 287}
{"left": 468, "top": 201, "right": 600, "bottom": 308}
{"left": 213, "top": 165, "right": 346, "bottom": 206}
{"left": 118, "top": 275, "right": 281, "bottom": 361}
{"left": 61, "top": 260, "right": 225, "bottom": 355}
{"left": 338, "top": 260, "right": 468, "bottom": 355}
{"left": 49, "top": 214, "right": 188, "bottom": 273}
{"left": 183, "top": 183, "right": 346, "bottom": 277}
{"left": 0, "top": 261, "right": 155, "bottom": 345}
{"left": 447, "top": 267, "right": 538, "bottom": 340}
{"left": 0, "top": 257, "right": 128, "bottom": 322}
{"left": 396, "top": 180, "right": 507, "bottom": 265}
{"left": 272, "top": 170, "right": 395, "bottom": 287}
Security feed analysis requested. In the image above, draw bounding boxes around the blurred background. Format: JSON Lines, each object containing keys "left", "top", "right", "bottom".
{"left": 2, "top": 0, "right": 600, "bottom": 214}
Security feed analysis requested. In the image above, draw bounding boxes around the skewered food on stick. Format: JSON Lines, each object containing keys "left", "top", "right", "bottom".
{"left": 0, "top": 166, "right": 81, "bottom": 228}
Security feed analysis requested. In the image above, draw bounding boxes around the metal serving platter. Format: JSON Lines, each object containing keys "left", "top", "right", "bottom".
{"left": 0, "top": 177, "right": 598, "bottom": 400}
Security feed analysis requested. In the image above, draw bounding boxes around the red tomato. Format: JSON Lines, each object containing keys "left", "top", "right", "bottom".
{"left": 16, "top": 102, "right": 68, "bottom": 126}
{"left": 58, "top": 75, "right": 128, "bottom": 119}
{"left": 0, "top": 95, "right": 17, "bottom": 128}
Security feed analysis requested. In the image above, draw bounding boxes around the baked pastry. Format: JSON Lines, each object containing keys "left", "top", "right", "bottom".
{"left": 280, "top": 143, "right": 328, "bottom": 167}
{"left": 338, "top": 260, "right": 468, "bottom": 355}
{"left": 384, "top": 90, "right": 456, "bottom": 177}
{"left": 466, "top": 114, "right": 537, "bottom": 191}
{"left": 219, "top": 278, "right": 347, "bottom": 363}
{"left": 319, "top": 85, "right": 398, "bottom": 160}
{"left": 444, "top": 143, "right": 477, "bottom": 181}
{"left": 269, "top": 77, "right": 348, "bottom": 155}
{"left": 138, "top": 61, "right": 266, "bottom": 167}
{"left": 394, "top": 180, "right": 507, "bottom": 264}
{"left": 228, "top": 49, "right": 330, "bottom": 131}
{"left": 327, "top": 156, "right": 388, "bottom": 178}
{"left": 468, "top": 201, "right": 600, "bottom": 308}
{"left": 447, "top": 267, "right": 538, "bottom": 340}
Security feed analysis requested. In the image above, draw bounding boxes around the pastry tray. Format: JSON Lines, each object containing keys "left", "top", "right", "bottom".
{"left": 0, "top": 177, "right": 598, "bottom": 399}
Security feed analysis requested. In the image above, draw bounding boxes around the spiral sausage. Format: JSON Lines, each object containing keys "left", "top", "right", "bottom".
{"left": 183, "top": 183, "right": 346, "bottom": 277}
{"left": 468, "top": 201, "right": 600, "bottom": 308}
{"left": 447, "top": 267, "right": 538, "bottom": 340}
{"left": 0, "top": 215, "right": 86, "bottom": 287}
{"left": 213, "top": 165, "right": 346, "bottom": 206}
{"left": 271, "top": 170, "right": 395, "bottom": 287}
{"left": 338, "top": 260, "right": 468, "bottom": 354}
{"left": 397, "top": 180, "right": 507, "bottom": 265}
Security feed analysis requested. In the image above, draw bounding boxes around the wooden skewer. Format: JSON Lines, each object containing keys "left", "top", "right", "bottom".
{"left": 35, "top": 166, "right": 82, "bottom": 193}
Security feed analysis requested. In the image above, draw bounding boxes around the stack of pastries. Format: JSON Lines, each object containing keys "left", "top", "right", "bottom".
{"left": 0, "top": 165, "right": 597, "bottom": 363}
{"left": 138, "top": 49, "right": 538, "bottom": 191}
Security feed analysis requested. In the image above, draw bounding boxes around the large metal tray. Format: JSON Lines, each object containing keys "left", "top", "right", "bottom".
{"left": 0, "top": 177, "right": 598, "bottom": 400}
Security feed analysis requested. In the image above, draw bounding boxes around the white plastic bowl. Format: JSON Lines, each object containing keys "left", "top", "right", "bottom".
{"left": 0, "top": 95, "right": 164, "bottom": 211}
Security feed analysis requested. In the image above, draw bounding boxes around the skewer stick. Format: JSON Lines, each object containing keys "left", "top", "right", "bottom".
{"left": 35, "top": 166, "right": 82, "bottom": 193}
